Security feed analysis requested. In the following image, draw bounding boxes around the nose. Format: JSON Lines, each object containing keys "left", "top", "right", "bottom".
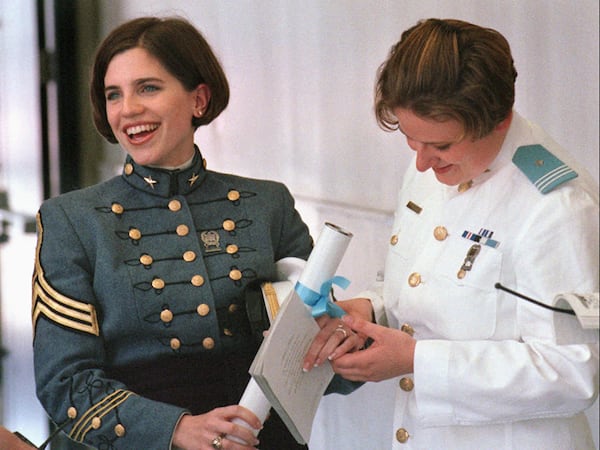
{"left": 407, "top": 138, "right": 436, "bottom": 172}
{"left": 121, "top": 93, "right": 143, "bottom": 116}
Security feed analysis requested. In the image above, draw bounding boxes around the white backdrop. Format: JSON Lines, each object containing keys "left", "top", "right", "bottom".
{"left": 0, "top": 1, "right": 597, "bottom": 449}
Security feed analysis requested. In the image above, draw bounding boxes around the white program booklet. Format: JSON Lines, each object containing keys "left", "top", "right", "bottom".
{"left": 553, "top": 292, "right": 599, "bottom": 329}
{"left": 249, "top": 290, "right": 334, "bottom": 444}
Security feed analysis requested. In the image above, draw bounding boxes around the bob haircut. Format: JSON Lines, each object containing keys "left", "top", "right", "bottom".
{"left": 90, "top": 16, "right": 229, "bottom": 143}
{"left": 375, "top": 18, "right": 517, "bottom": 139}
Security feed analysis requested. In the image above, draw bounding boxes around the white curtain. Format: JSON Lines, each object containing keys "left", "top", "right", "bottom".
{"left": 1, "top": 1, "right": 596, "bottom": 448}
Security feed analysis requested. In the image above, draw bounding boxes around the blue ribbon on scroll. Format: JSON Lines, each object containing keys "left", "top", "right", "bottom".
{"left": 295, "top": 275, "right": 350, "bottom": 318}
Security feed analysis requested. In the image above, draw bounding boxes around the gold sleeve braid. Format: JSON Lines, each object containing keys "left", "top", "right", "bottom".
{"left": 261, "top": 282, "right": 281, "bottom": 319}
{"left": 69, "top": 389, "right": 135, "bottom": 442}
{"left": 31, "top": 214, "right": 100, "bottom": 337}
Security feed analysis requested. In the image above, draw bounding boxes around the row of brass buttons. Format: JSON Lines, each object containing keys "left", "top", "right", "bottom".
{"left": 399, "top": 321, "right": 415, "bottom": 443}
{"left": 127, "top": 219, "right": 239, "bottom": 242}
{"left": 169, "top": 336, "right": 215, "bottom": 351}
{"left": 139, "top": 245, "right": 239, "bottom": 267}
{"left": 389, "top": 204, "right": 466, "bottom": 444}
{"left": 390, "top": 225, "right": 448, "bottom": 247}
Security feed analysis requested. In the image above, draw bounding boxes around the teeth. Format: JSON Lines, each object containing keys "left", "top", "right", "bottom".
{"left": 126, "top": 124, "right": 158, "bottom": 136}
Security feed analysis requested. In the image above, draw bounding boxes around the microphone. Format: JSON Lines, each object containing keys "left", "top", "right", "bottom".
{"left": 494, "top": 282, "right": 575, "bottom": 315}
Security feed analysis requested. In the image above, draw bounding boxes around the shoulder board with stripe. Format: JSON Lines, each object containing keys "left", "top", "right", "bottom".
{"left": 512, "top": 144, "right": 578, "bottom": 194}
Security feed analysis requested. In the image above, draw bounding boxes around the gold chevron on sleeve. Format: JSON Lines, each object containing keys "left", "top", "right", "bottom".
{"left": 32, "top": 214, "right": 100, "bottom": 336}
{"left": 69, "top": 389, "right": 136, "bottom": 442}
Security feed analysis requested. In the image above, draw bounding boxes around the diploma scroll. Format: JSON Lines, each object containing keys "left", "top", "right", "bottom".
{"left": 295, "top": 222, "right": 353, "bottom": 318}
{"left": 228, "top": 222, "right": 353, "bottom": 443}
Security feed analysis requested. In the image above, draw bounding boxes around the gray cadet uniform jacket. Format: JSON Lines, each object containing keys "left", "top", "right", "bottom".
{"left": 32, "top": 148, "right": 313, "bottom": 449}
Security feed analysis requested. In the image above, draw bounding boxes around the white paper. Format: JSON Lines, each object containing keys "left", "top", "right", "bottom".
{"left": 554, "top": 292, "right": 599, "bottom": 329}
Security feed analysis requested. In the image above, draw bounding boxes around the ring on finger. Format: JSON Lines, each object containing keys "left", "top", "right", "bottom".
{"left": 334, "top": 323, "right": 348, "bottom": 339}
{"left": 211, "top": 435, "right": 224, "bottom": 449}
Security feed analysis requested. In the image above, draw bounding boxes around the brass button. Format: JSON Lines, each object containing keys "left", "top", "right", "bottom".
{"left": 399, "top": 377, "right": 414, "bottom": 391}
{"left": 152, "top": 278, "right": 165, "bottom": 290}
{"left": 202, "top": 337, "right": 215, "bottom": 350}
{"left": 111, "top": 203, "right": 124, "bottom": 215}
{"left": 396, "top": 428, "right": 410, "bottom": 443}
{"left": 191, "top": 275, "right": 205, "bottom": 286}
{"left": 67, "top": 406, "right": 78, "bottom": 419}
{"left": 92, "top": 417, "right": 102, "bottom": 429}
{"left": 433, "top": 226, "right": 448, "bottom": 241}
{"left": 170, "top": 338, "right": 181, "bottom": 350}
{"left": 183, "top": 251, "right": 196, "bottom": 262}
{"left": 140, "top": 254, "right": 153, "bottom": 266}
{"left": 228, "top": 303, "right": 238, "bottom": 313}
{"left": 128, "top": 228, "right": 142, "bottom": 240}
{"left": 226, "top": 244, "right": 238, "bottom": 255}
{"left": 176, "top": 224, "right": 189, "bottom": 236}
{"left": 390, "top": 234, "right": 399, "bottom": 246}
{"left": 227, "top": 190, "right": 241, "bottom": 201}
{"left": 223, "top": 219, "right": 235, "bottom": 231}
{"left": 408, "top": 272, "right": 421, "bottom": 287}
{"left": 160, "top": 309, "right": 173, "bottom": 323}
{"left": 229, "top": 269, "right": 242, "bottom": 281}
{"left": 124, "top": 163, "right": 133, "bottom": 175}
{"left": 114, "top": 424, "right": 126, "bottom": 437}
{"left": 458, "top": 180, "right": 473, "bottom": 193}
{"left": 168, "top": 199, "right": 182, "bottom": 212}
{"left": 224, "top": 328, "right": 233, "bottom": 336}
{"left": 197, "top": 304, "right": 210, "bottom": 316}
{"left": 400, "top": 323, "right": 415, "bottom": 336}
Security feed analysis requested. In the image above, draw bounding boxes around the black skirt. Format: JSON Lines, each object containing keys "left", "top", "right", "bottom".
{"left": 107, "top": 350, "right": 308, "bottom": 450}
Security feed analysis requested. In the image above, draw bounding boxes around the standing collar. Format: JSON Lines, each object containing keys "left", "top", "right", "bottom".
{"left": 121, "top": 146, "right": 208, "bottom": 197}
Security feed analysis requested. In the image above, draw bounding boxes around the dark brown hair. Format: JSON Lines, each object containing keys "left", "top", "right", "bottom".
{"left": 90, "top": 16, "right": 229, "bottom": 143}
{"left": 375, "top": 18, "right": 517, "bottom": 139}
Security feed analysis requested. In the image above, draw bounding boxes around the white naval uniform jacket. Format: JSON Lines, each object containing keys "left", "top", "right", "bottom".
{"left": 363, "top": 112, "right": 599, "bottom": 450}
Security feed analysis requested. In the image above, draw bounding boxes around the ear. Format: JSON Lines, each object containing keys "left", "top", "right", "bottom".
{"left": 192, "top": 84, "right": 211, "bottom": 118}
{"left": 495, "top": 110, "right": 513, "bottom": 132}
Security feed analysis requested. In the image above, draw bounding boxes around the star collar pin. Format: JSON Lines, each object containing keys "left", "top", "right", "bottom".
{"left": 143, "top": 176, "right": 158, "bottom": 189}
{"left": 188, "top": 173, "right": 199, "bottom": 186}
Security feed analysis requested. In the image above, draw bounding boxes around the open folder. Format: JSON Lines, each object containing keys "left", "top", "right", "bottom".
{"left": 249, "top": 288, "right": 334, "bottom": 444}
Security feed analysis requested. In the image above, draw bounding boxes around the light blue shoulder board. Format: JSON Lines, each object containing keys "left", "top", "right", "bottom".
{"left": 512, "top": 144, "right": 578, "bottom": 194}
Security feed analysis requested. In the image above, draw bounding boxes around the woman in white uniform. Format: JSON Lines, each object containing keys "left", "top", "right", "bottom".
{"left": 305, "top": 18, "right": 598, "bottom": 449}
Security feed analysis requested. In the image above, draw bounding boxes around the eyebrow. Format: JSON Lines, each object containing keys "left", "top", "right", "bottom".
{"left": 397, "top": 124, "right": 455, "bottom": 146}
{"left": 104, "top": 77, "right": 164, "bottom": 93}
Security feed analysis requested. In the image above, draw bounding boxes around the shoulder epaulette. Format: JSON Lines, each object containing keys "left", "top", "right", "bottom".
{"left": 512, "top": 144, "right": 578, "bottom": 194}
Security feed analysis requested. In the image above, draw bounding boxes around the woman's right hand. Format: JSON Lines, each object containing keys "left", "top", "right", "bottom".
{"left": 335, "top": 297, "right": 374, "bottom": 322}
{"left": 172, "top": 405, "right": 261, "bottom": 450}
{"left": 302, "top": 298, "right": 374, "bottom": 371}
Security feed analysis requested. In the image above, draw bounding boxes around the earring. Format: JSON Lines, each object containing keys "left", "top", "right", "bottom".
{"left": 196, "top": 109, "right": 204, "bottom": 117}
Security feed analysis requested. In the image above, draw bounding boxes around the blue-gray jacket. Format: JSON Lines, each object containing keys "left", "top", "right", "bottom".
{"left": 32, "top": 149, "right": 313, "bottom": 449}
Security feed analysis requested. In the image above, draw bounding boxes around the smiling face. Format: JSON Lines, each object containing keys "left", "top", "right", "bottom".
{"left": 394, "top": 108, "right": 510, "bottom": 186}
{"left": 104, "top": 47, "right": 209, "bottom": 168}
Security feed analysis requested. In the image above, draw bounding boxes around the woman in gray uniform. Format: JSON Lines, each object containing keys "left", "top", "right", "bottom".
{"left": 32, "top": 16, "right": 314, "bottom": 450}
